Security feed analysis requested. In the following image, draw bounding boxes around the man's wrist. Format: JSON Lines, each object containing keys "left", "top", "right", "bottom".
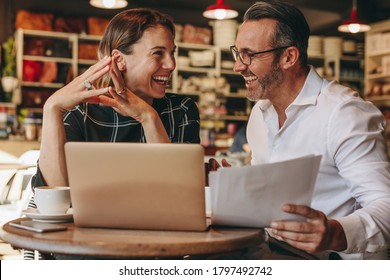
{"left": 328, "top": 219, "right": 347, "bottom": 251}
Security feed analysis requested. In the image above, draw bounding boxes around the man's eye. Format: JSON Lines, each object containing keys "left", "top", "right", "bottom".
{"left": 153, "top": 51, "right": 164, "bottom": 56}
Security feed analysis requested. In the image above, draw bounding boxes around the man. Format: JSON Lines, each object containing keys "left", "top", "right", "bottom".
{"left": 230, "top": 0, "right": 390, "bottom": 259}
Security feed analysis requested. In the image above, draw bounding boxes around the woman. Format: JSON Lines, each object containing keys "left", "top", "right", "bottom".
{"left": 32, "top": 8, "right": 200, "bottom": 188}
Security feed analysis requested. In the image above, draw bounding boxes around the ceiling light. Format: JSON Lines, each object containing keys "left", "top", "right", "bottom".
{"left": 203, "top": 0, "right": 239, "bottom": 20}
{"left": 338, "top": 0, "right": 371, "bottom": 33}
{"left": 90, "top": 0, "right": 128, "bottom": 9}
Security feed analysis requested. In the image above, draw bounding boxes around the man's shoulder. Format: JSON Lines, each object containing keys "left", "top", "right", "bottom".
{"left": 320, "top": 81, "right": 362, "bottom": 104}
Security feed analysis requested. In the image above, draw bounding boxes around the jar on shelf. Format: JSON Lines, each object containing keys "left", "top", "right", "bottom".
{"left": 23, "top": 115, "right": 37, "bottom": 141}
{"left": 35, "top": 118, "right": 43, "bottom": 142}
{"left": 0, "top": 106, "right": 8, "bottom": 139}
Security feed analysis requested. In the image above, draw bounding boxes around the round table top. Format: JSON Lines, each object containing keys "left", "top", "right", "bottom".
{"left": 1, "top": 218, "right": 265, "bottom": 259}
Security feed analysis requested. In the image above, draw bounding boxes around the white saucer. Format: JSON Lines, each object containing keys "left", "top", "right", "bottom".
{"left": 23, "top": 208, "right": 73, "bottom": 223}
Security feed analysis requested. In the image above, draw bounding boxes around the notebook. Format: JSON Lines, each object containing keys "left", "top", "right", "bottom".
{"left": 64, "top": 142, "right": 208, "bottom": 231}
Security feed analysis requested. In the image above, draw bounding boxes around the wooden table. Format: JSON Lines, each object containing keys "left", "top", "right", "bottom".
{"left": 0, "top": 163, "right": 35, "bottom": 170}
{"left": 1, "top": 218, "right": 265, "bottom": 259}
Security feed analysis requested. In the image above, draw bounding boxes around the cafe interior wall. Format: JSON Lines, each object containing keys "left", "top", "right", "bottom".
{"left": 1, "top": 0, "right": 390, "bottom": 44}
{"left": 0, "top": 0, "right": 389, "bottom": 105}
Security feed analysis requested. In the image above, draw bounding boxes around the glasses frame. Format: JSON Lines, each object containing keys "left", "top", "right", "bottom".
{"left": 230, "top": 45, "right": 290, "bottom": 66}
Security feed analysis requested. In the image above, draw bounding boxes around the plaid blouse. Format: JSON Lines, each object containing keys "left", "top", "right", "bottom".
{"left": 64, "top": 93, "right": 200, "bottom": 143}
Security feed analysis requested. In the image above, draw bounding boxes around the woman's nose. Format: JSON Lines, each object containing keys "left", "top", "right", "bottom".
{"left": 163, "top": 55, "right": 176, "bottom": 71}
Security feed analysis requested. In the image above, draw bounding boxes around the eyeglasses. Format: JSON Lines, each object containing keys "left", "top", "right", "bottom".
{"left": 230, "top": 45, "right": 290, "bottom": 66}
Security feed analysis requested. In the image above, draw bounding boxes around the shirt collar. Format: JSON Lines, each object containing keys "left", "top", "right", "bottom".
{"left": 292, "top": 66, "right": 323, "bottom": 106}
{"left": 257, "top": 66, "right": 323, "bottom": 112}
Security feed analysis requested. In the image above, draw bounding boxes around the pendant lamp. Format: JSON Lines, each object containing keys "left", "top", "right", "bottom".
{"left": 337, "top": 0, "right": 371, "bottom": 33}
{"left": 90, "top": 0, "right": 128, "bottom": 9}
{"left": 203, "top": 0, "right": 239, "bottom": 20}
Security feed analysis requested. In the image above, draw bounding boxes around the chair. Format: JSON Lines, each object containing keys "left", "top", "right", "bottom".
{"left": 0, "top": 150, "right": 40, "bottom": 259}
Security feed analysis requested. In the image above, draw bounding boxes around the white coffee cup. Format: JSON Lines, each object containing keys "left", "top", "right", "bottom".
{"left": 34, "top": 186, "right": 71, "bottom": 214}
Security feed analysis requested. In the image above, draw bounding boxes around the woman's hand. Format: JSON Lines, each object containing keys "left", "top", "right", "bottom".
{"left": 44, "top": 56, "right": 112, "bottom": 114}
{"left": 98, "top": 57, "right": 153, "bottom": 122}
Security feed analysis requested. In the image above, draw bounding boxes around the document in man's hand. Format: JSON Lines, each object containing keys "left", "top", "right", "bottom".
{"left": 209, "top": 154, "right": 322, "bottom": 228}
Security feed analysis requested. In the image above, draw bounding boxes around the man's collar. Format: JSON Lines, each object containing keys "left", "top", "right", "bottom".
{"left": 257, "top": 66, "right": 323, "bottom": 112}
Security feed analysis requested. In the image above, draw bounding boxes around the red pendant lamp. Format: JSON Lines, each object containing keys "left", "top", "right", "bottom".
{"left": 338, "top": 0, "right": 371, "bottom": 33}
{"left": 203, "top": 0, "right": 239, "bottom": 20}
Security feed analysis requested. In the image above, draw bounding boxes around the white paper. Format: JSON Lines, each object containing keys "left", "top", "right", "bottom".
{"left": 210, "top": 154, "right": 322, "bottom": 228}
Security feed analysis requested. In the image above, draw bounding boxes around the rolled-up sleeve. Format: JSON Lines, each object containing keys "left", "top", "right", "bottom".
{"left": 329, "top": 98, "right": 390, "bottom": 253}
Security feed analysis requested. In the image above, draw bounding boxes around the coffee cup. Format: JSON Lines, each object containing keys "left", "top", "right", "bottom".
{"left": 34, "top": 186, "right": 71, "bottom": 214}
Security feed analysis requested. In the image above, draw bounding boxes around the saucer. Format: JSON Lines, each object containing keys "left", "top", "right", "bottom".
{"left": 23, "top": 208, "right": 73, "bottom": 223}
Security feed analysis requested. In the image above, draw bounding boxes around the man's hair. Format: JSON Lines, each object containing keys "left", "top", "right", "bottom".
{"left": 244, "top": 0, "right": 310, "bottom": 66}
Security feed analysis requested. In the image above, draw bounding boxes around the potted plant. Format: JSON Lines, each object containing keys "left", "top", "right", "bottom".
{"left": 1, "top": 36, "right": 18, "bottom": 95}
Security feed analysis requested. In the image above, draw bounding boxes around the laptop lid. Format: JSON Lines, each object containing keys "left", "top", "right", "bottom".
{"left": 64, "top": 142, "right": 207, "bottom": 231}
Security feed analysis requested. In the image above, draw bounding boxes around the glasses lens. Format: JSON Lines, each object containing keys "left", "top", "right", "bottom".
{"left": 241, "top": 52, "right": 249, "bottom": 65}
{"left": 231, "top": 47, "right": 249, "bottom": 66}
{"left": 231, "top": 47, "right": 238, "bottom": 61}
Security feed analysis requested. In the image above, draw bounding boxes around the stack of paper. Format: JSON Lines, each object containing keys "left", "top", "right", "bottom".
{"left": 209, "top": 155, "right": 322, "bottom": 228}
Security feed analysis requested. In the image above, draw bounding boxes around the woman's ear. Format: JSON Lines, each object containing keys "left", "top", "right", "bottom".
{"left": 111, "top": 49, "right": 126, "bottom": 71}
{"left": 281, "top": 46, "right": 299, "bottom": 70}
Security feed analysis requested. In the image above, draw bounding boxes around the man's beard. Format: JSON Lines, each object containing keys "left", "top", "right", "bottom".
{"left": 247, "top": 62, "right": 283, "bottom": 102}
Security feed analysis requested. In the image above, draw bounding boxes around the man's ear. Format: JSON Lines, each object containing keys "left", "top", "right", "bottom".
{"left": 281, "top": 46, "right": 299, "bottom": 69}
{"left": 111, "top": 49, "right": 126, "bottom": 71}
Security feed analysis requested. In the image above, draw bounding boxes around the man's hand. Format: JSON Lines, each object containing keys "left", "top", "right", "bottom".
{"left": 270, "top": 204, "right": 347, "bottom": 253}
{"left": 204, "top": 158, "right": 231, "bottom": 186}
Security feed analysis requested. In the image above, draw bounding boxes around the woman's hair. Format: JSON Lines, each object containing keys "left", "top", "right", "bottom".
{"left": 244, "top": 0, "right": 310, "bottom": 66}
{"left": 97, "top": 8, "right": 175, "bottom": 87}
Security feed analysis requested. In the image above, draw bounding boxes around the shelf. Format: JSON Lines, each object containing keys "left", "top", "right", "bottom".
{"left": 78, "top": 34, "right": 102, "bottom": 41}
{"left": 21, "top": 29, "right": 75, "bottom": 39}
{"left": 23, "top": 55, "right": 73, "bottom": 64}
{"left": 0, "top": 102, "right": 17, "bottom": 108}
{"left": 220, "top": 69, "right": 240, "bottom": 75}
{"left": 14, "top": 29, "right": 250, "bottom": 132}
{"left": 340, "top": 77, "right": 363, "bottom": 83}
{"left": 176, "top": 42, "right": 214, "bottom": 50}
{"left": 21, "top": 81, "right": 64, "bottom": 88}
{"left": 326, "top": 55, "right": 361, "bottom": 62}
{"left": 308, "top": 55, "right": 325, "bottom": 60}
{"left": 223, "top": 93, "right": 247, "bottom": 99}
{"left": 178, "top": 66, "right": 216, "bottom": 74}
{"left": 367, "top": 49, "right": 390, "bottom": 58}
{"left": 366, "top": 95, "right": 390, "bottom": 106}
{"left": 365, "top": 19, "right": 390, "bottom": 99}
{"left": 78, "top": 59, "right": 97, "bottom": 65}
{"left": 366, "top": 73, "right": 390, "bottom": 82}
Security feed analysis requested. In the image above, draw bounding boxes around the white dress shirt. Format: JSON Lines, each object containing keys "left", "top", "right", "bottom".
{"left": 247, "top": 67, "right": 390, "bottom": 259}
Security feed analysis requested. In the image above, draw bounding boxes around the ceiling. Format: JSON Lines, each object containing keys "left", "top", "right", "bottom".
{"left": 6, "top": 0, "right": 390, "bottom": 40}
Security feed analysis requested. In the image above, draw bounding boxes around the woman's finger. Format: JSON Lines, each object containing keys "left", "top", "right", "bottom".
{"left": 99, "top": 94, "right": 117, "bottom": 107}
{"left": 82, "top": 56, "right": 111, "bottom": 79}
{"left": 78, "top": 57, "right": 111, "bottom": 91}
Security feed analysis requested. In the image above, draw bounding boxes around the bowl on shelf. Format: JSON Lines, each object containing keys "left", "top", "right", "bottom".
{"left": 189, "top": 50, "right": 214, "bottom": 67}
{"left": 177, "top": 56, "right": 190, "bottom": 67}
{"left": 221, "top": 60, "right": 235, "bottom": 69}
{"left": 1, "top": 76, "right": 19, "bottom": 93}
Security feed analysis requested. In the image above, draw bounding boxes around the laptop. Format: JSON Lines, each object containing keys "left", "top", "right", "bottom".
{"left": 64, "top": 142, "right": 208, "bottom": 231}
